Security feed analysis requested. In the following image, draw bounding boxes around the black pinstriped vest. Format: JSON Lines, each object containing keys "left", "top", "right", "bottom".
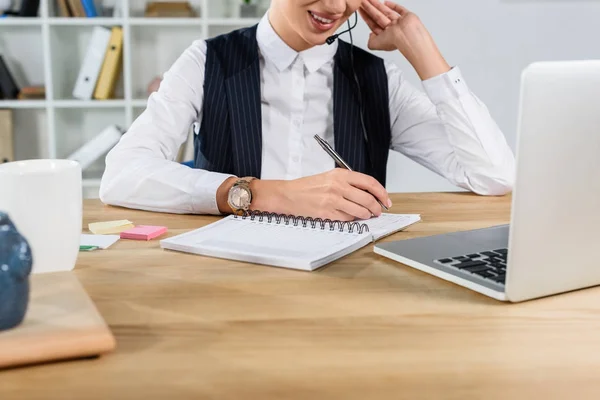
{"left": 195, "top": 25, "right": 391, "bottom": 186}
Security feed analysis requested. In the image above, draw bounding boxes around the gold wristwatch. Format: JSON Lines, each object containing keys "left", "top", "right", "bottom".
{"left": 227, "top": 177, "right": 256, "bottom": 215}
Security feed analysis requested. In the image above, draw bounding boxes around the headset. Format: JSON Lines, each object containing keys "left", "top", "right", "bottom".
{"left": 326, "top": 12, "right": 370, "bottom": 155}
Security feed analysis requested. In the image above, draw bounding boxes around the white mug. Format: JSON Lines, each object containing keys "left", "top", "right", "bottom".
{"left": 0, "top": 160, "right": 82, "bottom": 274}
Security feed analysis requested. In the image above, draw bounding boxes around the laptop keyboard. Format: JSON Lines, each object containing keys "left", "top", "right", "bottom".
{"left": 434, "top": 248, "right": 508, "bottom": 285}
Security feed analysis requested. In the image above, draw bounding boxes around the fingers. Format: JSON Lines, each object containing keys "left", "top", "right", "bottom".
{"left": 329, "top": 209, "right": 356, "bottom": 222}
{"left": 384, "top": 1, "right": 409, "bottom": 16}
{"left": 369, "top": 0, "right": 401, "bottom": 21}
{"left": 358, "top": 8, "right": 383, "bottom": 35}
{"left": 336, "top": 198, "right": 373, "bottom": 220}
{"left": 360, "top": 0, "right": 392, "bottom": 30}
{"left": 343, "top": 184, "right": 383, "bottom": 218}
{"left": 346, "top": 171, "right": 392, "bottom": 209}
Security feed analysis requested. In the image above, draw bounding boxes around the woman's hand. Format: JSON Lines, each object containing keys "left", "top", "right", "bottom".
{"left": 218, "top": 169, "right": 392, "bottom": 221}
{"left": 359, "top": 0, "right": 451, "bottom": 80}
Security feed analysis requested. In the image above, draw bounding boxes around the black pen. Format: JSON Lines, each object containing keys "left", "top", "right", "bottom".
{"left": 314, "top": 134, "right": 389, "bottom": 211}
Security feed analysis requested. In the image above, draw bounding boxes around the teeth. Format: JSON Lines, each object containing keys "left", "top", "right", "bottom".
{"left": 310, "top": 12, "right": 333, "bottom": 24}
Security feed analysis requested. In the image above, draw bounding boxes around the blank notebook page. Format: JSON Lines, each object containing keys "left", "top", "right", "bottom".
{"left": 162, "top": 216, "right": 368, "bottom": 270}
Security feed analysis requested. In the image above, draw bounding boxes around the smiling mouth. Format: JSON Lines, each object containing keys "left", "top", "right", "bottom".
{"left": 309, "top": 11, "right": 335, "bottom": 24}
{"left": 308, "top": 10, "right": 338, "bottom": 31}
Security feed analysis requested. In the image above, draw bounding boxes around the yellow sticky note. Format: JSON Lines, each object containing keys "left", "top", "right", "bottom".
{"left": 88, "top": 220, "right": 135, "bottom": 235}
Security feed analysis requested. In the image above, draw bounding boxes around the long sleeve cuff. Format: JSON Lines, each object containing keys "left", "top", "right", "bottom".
{"left": 192, "top": 171, "right": 234, "bottom": 215}
{"left": 422, "top": 66, "right": 470, "bottom": 104}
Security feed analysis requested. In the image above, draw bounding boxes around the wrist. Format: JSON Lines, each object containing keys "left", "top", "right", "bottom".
{"left": 217, "top": 177, "right": 237, "bottom": 214}
{"left": 217, "top": 177, "right": 289, "bottom": 215}
{"left": 413, "top": 54, "right": 451, "bottom": 81}
{"left": 248, "top": 179, "right": 289, "bottom": 213}
{"left": 397, "top": 39, "right": 450, "bottom": 80}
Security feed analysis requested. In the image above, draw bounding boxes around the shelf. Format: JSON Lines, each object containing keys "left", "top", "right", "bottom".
{"left": 0, "top": 100, "right": 47, "bottom": 109}
{"left": 207, "top": 18, "right": 261, "bottom": 26}
{"left": 129, "top": 18, "right": 202, "bottom": 26}
{"left": 0, "top": 17, "right": 261, "bottom": 27}
{"left": 0, "top": 17, "right": 42, "bottom": 26}
{"left": 7, "top": 0, "right": 269, "bottom": 198}
{"left": 54, "top": 100, "right": 127, "bottom": 108}
{"left": 48, "top": 18, "right": 124, "bottom": 26}
{"left": 131, "top": 99, "right": 148, "bottom": 107}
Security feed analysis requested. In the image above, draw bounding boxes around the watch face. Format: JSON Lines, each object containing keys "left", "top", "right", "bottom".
{"left": 229, "top": 186, "right": 251, "bottom": 209}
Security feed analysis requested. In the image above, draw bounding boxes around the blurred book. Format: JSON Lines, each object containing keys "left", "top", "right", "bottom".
{"left": 80, "top": 0, "right": 97, "bottom": 17}
{"left": 144, "top": 1, "right": 197, "bottom": 17}
{"left": 0, "top": 109, "right": 14, "bottom": 163}
{"left": 93, "top": 27, "right": 123, "bottom": 100}
{"left": 0, "top": 55, "right": 19, "bottom": 100}
{"left": 56, "top": 0, "right": 100, "bottom": 17}
{"left": 56, "top": 0, "right": 72, "bottom": 17}
{"left": 18, "top": 85, "right": 45, "bottom": 100}
{"left": 66, "top": 0, "right": 86, "bottom": 17}
{"left": 1, "top": 0, "right": 39, "bottom": 16}
{"left": 18, "top": 0, "right": 39, "bottom": 16}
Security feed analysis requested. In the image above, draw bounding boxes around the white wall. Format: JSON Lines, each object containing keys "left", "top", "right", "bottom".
{"left": 348, "top": 0, "right": 600, "bottom": 192}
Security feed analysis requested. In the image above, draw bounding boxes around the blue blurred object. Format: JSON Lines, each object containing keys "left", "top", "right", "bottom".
{"left": 0, "top": 212, "right": 33, "bottom": 331}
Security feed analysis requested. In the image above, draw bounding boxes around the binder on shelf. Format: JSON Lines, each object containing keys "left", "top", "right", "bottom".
{"left": 0, "top": 56, "right": 19, "bottom": 100}
{"left": 72, "top": 26, "right": 111, "bottom": 100}
{"left": 0, "top": 110, "right": 14, "bottom": 164}
{"left": 66, "top": 124, "right": 123, "bottom": 170}
{"left": 93, "top": 27, "right": 123, "bottom": 100}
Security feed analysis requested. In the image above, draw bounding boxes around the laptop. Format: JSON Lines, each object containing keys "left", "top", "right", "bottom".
{"left": 374, "top": 60, "right": 600, "bottom": 302}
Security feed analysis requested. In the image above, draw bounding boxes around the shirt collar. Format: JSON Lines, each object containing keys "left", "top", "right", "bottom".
{"left": 256, "top": 11, "right": 338, "bottom": 74}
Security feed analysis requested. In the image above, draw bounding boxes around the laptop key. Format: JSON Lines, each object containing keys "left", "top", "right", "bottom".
{"left": 438, "top": 258, "right": 454, "bottom": 264}
{"left": 475, "top": 270, "right": 494, "bottom": 278}
{"left": 453, "top": 256, "right": 469, "bottom": 261}
{"left": 493, "top": 249, "right": 508, "bottom": 254}
{"left": 454, "top": 260, "right": 487, "bottom": 269}
{"left": 467, "top": 254, "right": 480, "bottom": 258}
{"left": 481, "top": 251, "right": 497, "bottom": 258}
{"left": 464, "top": 265, "right": 492, "bottom": 274}
{"left": 493, "top": 274, "right": 506, "bottom": 283}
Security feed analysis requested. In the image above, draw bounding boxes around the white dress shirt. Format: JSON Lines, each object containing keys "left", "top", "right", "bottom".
{"left": 100, "top": 13, "right": 515, "bottom": 215}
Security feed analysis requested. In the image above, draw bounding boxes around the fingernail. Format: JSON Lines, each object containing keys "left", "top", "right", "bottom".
{"left": 387, "top": 199, "right": 393, "bottom": 208}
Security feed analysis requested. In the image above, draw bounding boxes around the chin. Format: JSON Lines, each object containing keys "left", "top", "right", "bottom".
{"left": 301, "top": 32, "right": 332, "bottom": 47}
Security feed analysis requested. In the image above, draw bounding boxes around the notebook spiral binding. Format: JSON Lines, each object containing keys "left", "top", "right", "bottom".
{"left": 234, "top": 210, "right": 370, "bottom": 234}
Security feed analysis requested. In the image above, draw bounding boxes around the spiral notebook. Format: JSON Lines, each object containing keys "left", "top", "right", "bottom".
{"left": 160, "top": 212, "right": 421, "bottom": 271}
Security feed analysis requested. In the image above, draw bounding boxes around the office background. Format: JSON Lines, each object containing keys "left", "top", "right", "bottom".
{"left": 1, "top": 0, "right": 600, "bottom": 197}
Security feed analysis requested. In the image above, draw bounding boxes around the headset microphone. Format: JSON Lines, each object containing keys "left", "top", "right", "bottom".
{"left": 326, "top": 11, "right": 359, "bottom": 45}
{"left": 324, "top": 11, "right": 373, "bottom": 173}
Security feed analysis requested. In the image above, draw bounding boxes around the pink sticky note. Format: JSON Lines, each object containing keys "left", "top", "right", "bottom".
{"left": 120, "top": 225, "right": 168, "bottom": 241}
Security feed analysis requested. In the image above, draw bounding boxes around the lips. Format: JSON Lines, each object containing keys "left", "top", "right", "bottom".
{"left": 308, "top": 10, "right": 340, "bottom": 32}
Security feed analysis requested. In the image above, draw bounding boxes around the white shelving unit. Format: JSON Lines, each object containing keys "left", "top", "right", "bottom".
{"left": 0, "top": 0, "right": 265, "bottom": 198}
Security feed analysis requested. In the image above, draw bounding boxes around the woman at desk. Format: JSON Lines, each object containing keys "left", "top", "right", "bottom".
{"left": 99, "top": 0, "right": 515, "bottom": 221}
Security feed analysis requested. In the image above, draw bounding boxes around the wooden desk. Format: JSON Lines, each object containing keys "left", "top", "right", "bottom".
{"left": 2, "top": 193, "right": 600, "bottom": 399}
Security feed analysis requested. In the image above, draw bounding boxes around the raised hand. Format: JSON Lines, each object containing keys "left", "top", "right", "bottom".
{"left": 359, "top": 0, "right": 451, "bottom": 80}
